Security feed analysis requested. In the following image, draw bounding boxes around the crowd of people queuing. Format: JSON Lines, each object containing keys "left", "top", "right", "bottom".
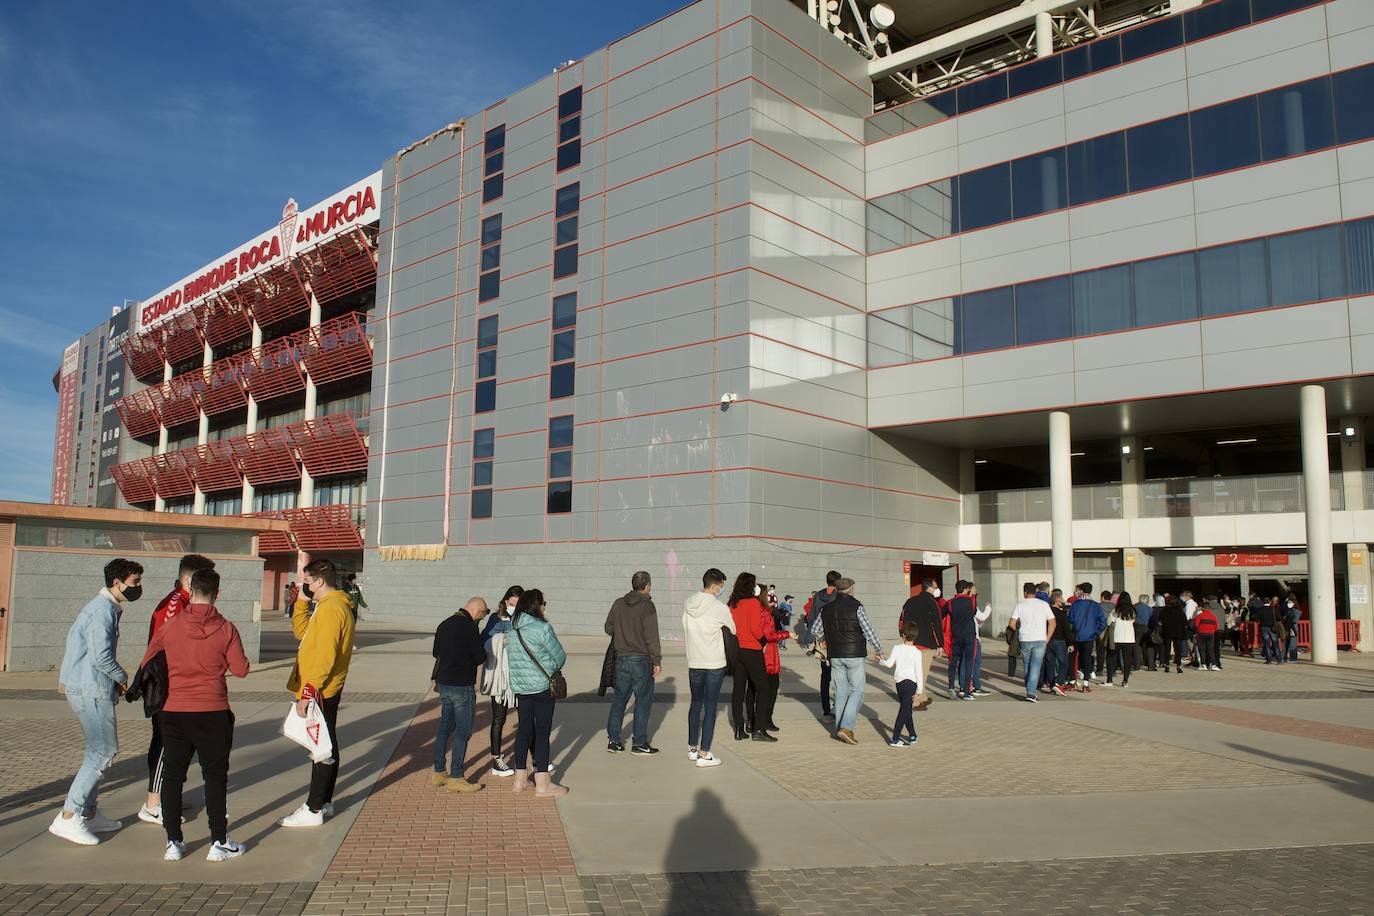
{"left": 51, "top": 554, "right": 1307, "bottom": 859}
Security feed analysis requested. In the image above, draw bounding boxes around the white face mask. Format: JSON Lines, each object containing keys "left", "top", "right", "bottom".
{"left": 754, "top": 584, "right": 762, "bottom": 597}
{"left": 930, "top": 588, "right": 941, "bottom": 599}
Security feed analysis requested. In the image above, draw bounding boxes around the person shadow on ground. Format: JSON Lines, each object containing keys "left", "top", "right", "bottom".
{"left": 663, "top": 788, "right": 769, "bottom": 915}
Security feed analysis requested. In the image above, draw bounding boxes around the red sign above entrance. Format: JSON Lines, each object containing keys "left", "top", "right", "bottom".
{"left": 1215, "top": 552, "right": 1289, "bottom": 567}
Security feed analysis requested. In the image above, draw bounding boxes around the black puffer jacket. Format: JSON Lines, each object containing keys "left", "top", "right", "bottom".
{"left": 597, "top": 641, "right": 616, "bottom": 696}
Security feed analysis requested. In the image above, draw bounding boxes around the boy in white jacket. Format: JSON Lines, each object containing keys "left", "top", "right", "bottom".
{"left": 880, "top": 622, "right": 925, "bottom": 747}
{"left": 682, "top": 568, "right": 736, "bottom": 767}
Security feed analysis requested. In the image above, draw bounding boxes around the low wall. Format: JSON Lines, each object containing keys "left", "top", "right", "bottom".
{"left": 7, "top": 550, "right": 265, "bottom": 672}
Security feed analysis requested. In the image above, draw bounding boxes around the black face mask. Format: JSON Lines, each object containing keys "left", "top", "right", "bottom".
{"left": 121, "top": 583, "right": 143, "bottom": 603}
{"left": 302, "top": 582, "right": 314, "bottom": 599}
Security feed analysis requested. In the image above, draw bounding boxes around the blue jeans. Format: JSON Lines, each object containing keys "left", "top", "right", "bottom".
{"left": 1044, "top": 640, "right": 1069, "bottom": 687}
{"left": 830, "top": 656, "right": 866, "bottom": 732}
{"left": 64, "top": 690, "right": 119, "bottom": 815}
{"left": 1261, "top": 626, "right": 1282, "bottom": 663}
{"left": 687, "top": 667, "right": 727, "bottom": 752}
{"left": 1285, "top": 633, "right": 1299, "bottom": 661}
{"left": 971, "top": 640, "right": 983, "bottom": 691}
{"left": 434, "top": 684, "right": 476, "bottom": 777}
{"left": 1020, "top": 640, "right": 1047, "bottom": 698}
{"left": 950, "top": 638, "right": 976, "bottom": 695}
{"left": 608, "top": 654, "right": 655, "bottom": 746}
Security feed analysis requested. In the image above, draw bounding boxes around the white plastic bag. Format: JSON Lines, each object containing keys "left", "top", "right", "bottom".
{"left": 281, "top": 699, "right": 335, "bottom": 763}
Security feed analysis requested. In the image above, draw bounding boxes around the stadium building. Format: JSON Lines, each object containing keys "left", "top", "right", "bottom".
{"left": 54, "top": 0, "right": 1374, "bottom": 657}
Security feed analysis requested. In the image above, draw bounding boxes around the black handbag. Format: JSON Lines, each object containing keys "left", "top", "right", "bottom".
{"left": 515, "top": 624, "right": 568, "bottom": 700}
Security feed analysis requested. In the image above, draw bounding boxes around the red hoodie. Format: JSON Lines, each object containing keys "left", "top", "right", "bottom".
{"left": 1195, "top": 609, "right": 1219, "bottom": 635}
{"left": 142, "top": 603, "right": 250, "bottom": 712}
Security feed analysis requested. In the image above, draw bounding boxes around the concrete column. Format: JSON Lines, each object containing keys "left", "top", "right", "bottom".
{"left": 958, "top": 448, "right": 976, "bottom": 524}
{"left": 298, "top": 297, "right": 321, "bottom": 509}
{"left": 1034, "top": 11, "right": 1053, "bottom": 57}
{"left": 1050, "top": 411, "right": 1073, "bottom": 591}
{"left": 1301, "top": 385, "right": 1337, "bottom": 664}
{"left": 1340, "top": 416, "right": 1365, "bottom": 511}
{"left": 154, "top": 359, "right": 172, "bottom": 512}
{"left": 241, "top": 322, "right": 263, "bottom": 513}
{"left": 1120, "top": 435, "right": 1141, "bottom": 519}
{"left": 193, "top": 340, "right": 212, "bottom": 514}
{"left": 1123, "top": 548, "right": 1150, "bottom": 603}
{"left": 1347, "top": 544, "right": 1374, "bottom": 652}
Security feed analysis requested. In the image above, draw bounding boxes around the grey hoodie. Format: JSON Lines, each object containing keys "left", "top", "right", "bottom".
{"left": 605, "top": 590, "right": 662, "bottom": 665}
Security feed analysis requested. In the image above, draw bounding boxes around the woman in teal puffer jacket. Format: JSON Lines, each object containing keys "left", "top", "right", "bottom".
{"left": 507, "top": 589, "right": 569, "bottom": 796}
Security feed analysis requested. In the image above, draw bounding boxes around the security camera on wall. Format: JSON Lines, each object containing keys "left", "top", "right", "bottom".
{"left": 720, "top": 392, "right": 738, "bottom": 409}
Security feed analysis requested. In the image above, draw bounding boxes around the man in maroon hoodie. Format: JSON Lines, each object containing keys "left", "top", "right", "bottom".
{"left": 141, "top": 567, "right": 249, "bottom": 863}
{"left": 140, "top": 553, "right": 215, "bottom": 826}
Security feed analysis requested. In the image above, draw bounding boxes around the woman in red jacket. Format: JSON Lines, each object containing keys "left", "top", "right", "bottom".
{"left": 746, "top": 594, "right": 790, "bottom": 733}
{"left": 729, "top": 572, "right": 778, "bottom": 743}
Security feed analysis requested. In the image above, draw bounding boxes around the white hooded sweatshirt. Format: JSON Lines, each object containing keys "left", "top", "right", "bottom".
{"left": 683, "top": 590, "right": 737, "bottom": 669}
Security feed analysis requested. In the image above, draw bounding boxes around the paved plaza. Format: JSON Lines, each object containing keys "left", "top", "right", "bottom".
{"left": 2, "top": 618, "right": 1373, "bottom": 914}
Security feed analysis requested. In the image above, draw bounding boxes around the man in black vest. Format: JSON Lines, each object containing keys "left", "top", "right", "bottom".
{"left": 808, "top": 577, "right": 884, "bottom": 745}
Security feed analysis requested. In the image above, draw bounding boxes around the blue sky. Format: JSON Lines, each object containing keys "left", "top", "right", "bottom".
{"left": 0, "top": 0, "right": 686, "bottom": 502}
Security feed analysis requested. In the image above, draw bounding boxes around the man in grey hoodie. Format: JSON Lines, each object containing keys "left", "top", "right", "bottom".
{"left": 605, "top": 571, "right": 662, "bottom": 755}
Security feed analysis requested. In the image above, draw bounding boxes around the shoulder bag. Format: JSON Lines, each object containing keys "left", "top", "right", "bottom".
{"left": 721, "top": 625, "right": 740, "bottom": 670}
{"left": 515, "top": 623, "right": 568, "bottom": 700}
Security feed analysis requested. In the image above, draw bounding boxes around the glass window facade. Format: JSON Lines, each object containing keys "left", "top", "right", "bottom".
{"left": 865, "top": 62, "right": 1374, "bottom": 254}
{"left": 873, "top": 216, "right": 1367, "bottom": 363}
{"left": 865, "top": 0, "right": 1328, "bottom": 144}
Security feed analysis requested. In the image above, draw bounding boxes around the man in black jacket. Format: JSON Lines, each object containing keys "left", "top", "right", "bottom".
{"left": 899, "top": 579, "right": 943, "bottom": 710}
{"left": 432, "top": 597, "right": 489, "bottom": 793}
{"left": 605, "top": 571, "right": 662, "bottom": 755}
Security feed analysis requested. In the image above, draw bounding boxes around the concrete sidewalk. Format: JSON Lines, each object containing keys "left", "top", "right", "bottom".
{"left": 2, "top": 618, "right": 1372, "bottom": 914}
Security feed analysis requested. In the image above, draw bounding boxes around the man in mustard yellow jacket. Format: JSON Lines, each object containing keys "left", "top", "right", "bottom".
{"left": 278, "top": 558, "right": 355, "bottom": 828}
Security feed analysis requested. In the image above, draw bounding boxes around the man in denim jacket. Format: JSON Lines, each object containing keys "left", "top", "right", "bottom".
{"left": 50, "top": 558, "right": 144, "bottom": 846}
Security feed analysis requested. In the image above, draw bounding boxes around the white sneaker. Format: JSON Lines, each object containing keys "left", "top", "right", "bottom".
{"left": 84, "top": 810, "right": 121, "bottom": 833}
{"left": 695, "top": 752, "right": 722, "bottom": 768}
{"left": 164, "top": 840, "right": 186, "bottom": 861}
{"left": 1101, "top": 681, "right": 1113, "bottom": 688}
{"left": 1205, "top": 664, "right": 1214, "bottom": 671}
{"left": 138, "top": 803, "right": 163, "bottom": 825}
{"left": 688, "top": 747, "right": 700, "bottom": 762}
{"left": 276, "top": 803, "right": 324, "bottom": 828}
{"left": 206, "top": 838, "right": 248, "bottom": 862}
{"left": 48, "top": 812, "right": 99, "bottom": 846}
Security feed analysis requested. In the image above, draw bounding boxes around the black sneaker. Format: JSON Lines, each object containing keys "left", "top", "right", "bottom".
{"left": 607, "top": 741, "right": 625, "bottom": 753}
{"left": 631, "top": 744, "right": 660, "bottom": 755}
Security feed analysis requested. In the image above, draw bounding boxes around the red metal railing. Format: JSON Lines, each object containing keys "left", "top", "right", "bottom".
{"left": 194, "top": 355, "right": 249, "bottom": 416}
{"left": 181, "top": 440, "right": 242, "bottom": 494}
{"left": 195, "top": 294, "right": 252, "bottom": 350}
{"left": 148, "top": 374, "right": 201, "bottom": 429}
{"left": 295, "top": 226, "right": 378, "bottom": 306}
{"left": 1239, "top": 620, "right": 1363, "bottom": 653}
{"left": 239, "top": 336, "right": 306, "bottom": 403}
{"left": 111, "top": 459, "right": 157, "bottom": 504}
{"left": 158, "top": 308, "right": 204, "bottom": 368}
{"left": 113, "top": 388, "right": 160, "bottom": 439}
{"left": 298, "top": 312, "right": 372, "bottom": 387}
{"left": 285, "top": 412, "right": 369, "bottom": 478}
{"left": 148, "top": 452, "right": 195, "bottom": 498}
{"left": 246, "top": 504, "right": 365, "bottom": 553}
{"left": 239, "top": 264, "right": 310, "bottom": 329}
{"left": 120, "top": 332, "right": 164, "bottom": 383}
{"left": 226, "top": 428, "right": 300, "bottom": 486}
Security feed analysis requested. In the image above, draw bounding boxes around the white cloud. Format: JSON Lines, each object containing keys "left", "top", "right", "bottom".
{"left": 0, "top": 305, "right": 83, "bottom": 358}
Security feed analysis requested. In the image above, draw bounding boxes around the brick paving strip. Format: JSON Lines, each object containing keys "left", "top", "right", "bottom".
{"left": 1111, "top": 697, "right": 1374, "bottom": 749}
{"left": 320, "top": 700, "right": 575, "bottom": 883}
{"left": 3, "top": 844, "right": 1371, "bottom": 914}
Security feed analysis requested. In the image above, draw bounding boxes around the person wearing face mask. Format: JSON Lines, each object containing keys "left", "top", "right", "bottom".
{"left": 480, "top": 585, "right": 523, "bottom": 776}
{"left": 138, "top": 553, "right": 216, "bottom": 828}
{"left": 898, "top": 579, "right": 944, "bottom": 710}
{"left": 277, "top": 558, "right": 355, "bottom": 828}
{"left": 682, "top": 568, "right": 735, "bottom": 767}
{"left": 51, "top": 558, "right": 144, "bottom": 846}
{"left": 1282, "top": 597, "right": 1301, "bottom": 662}
{"left": 141, "top": 568, "right": 250, "bottom": 862}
